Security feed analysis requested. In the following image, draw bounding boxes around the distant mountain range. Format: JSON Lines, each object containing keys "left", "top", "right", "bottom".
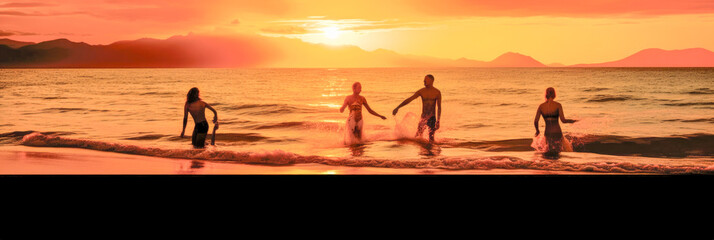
{"left": 0, "top": 38, "right": 35, "bottom": 48}
{"left": 570, "top": 48, "right": 714, "bottom": 67}
{"left": 0, "top": 35, "right": 281, "bottom": 68}
{"left": 1, "top": 36, "right": 713, "bottom": 68}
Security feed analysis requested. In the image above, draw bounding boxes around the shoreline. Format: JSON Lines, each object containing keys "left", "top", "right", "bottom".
{"left": 0, "top": 145, "right": 622, "bottom": 175}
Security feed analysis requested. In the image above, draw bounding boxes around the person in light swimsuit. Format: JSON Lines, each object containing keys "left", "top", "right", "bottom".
{"left": 534, "top": 87, "right": 577, "bottom": 157}
{"left": 181, "top": 87, "right": 218, "bottom": 148}
{"left": 392, "top": 74, "right": 442, "bottom": 142}
{"left": 340, "top": 82, "right": 387, "bottom": 143}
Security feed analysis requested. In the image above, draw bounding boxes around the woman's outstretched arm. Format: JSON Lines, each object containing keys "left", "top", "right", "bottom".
{"left": 363, "top": 97, "right": 387, "bottom": 120}
{"left": 559, "top": 105, "right": 577, "bottom": 123}
{"left": 206, "top": 102, "right": 218, "bottom": 123}
{"left": 339, "top": 97, "right": 348, "bottom": 113}
{"left": 205, "top": 102, "right": 219, "bottom": 145}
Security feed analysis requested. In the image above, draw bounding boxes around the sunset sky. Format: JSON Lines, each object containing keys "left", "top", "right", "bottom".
{"left": 2, "top": 0, "right": 714, "bottom": 65}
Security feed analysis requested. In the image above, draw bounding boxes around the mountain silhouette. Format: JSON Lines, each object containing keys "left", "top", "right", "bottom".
{"left": 14, "top": 34, "right": 711, "bottom": 68}
{"left": 0, "top": 35, "right": 548, "bottom": 68}
{"left": 570, "top": 48, "right": 714, "bottom": 67}
{"left": 487, "top": 52, "right": 546, "bottom": 67}
{"left": 0, "top": 38, "right": 35, "bottom": 48}
{"left": 0, "top": 34, "right": 280, "bottom": 67}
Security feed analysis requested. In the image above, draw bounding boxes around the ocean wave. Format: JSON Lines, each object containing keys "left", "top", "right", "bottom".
{"left": 0, "top": 130, "right": 74, "bottom": 144}
{"left": 582, "top": 87, "right": 610, "bottom": 92}
{"left": 495, "top": 103, "right": 525, "bottom": 107}
{"left": 586, "top": 95, "right": 644, "bottom": 103}
{"left": 568, "top": 134, "right": 714, "bottom": 158}
{"left": 222, "top": 103, "right": 319, "bottom": 115}
{"left": 254, "top": 121, "right": 305, "bottom": 130}
{"left": 44, "top": 107, "right": 87, "bottom": 112}
{"left": 662, "top": 102, "right": 714, "bottom": 107}
{"left": 463, "top": 102, "right": 486, "bottom": 106}
{"left": 34, "top": 96, "right": 69, "bottom": 100}
{"left": 17, "top": 132, "right": 714, "bottom": 174}
{"left": 483, "top": 88, "right": 530, "bottom": 94}
{"left": 460, "top": 123, "right": 490, "bottom": 128}
{"left": 663, "top": 118, "right": 714, "bottom": 124}
{"left": 138, "top": 91, "right": 175, "bottom": 96}
{"left": 165, "top": 133, "right": 268, "bottom": 143}
{"left": 123, "top": 134, "right": 170, "bottom": 140}
{"left": 446, "top": 134, "right": 714, "bottom": 158}
{"left": 252, "top": 121, "right": 341, "bottom": 131}
{"left": 685, "top": 88, "right": 714, "bottom": 95}
{"left": 41, "top": 108, "right": 110, "bottom": 113}
{"left": 448, "top": 139, "right": 534, "bottom": 152}
{"left": 216, "top": 119, "right": 254, "bottom": 125}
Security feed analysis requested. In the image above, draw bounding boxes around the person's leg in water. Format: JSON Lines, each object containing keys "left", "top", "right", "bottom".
{"left": 544, "top": 132, "right": 563, "bottom": 159}
{"left": 353, "top": 119, "right": 363, "bottom": 141}
{"left": 346, "top": 117, "right": 363, "bottom": 144}
{"left": 192, "top": 121, "right": 209, "bottom": 148}
{"left": 416, "top": 117, "right": 427, "bottom": 139}
{"left": 426, "top": 116, "right": 437, "bottom": 142}
{"left": 210, "top": 121, "right": 218, "bottom": 145}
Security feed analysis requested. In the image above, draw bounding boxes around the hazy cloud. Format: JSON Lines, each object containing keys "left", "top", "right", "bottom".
{"left": 0, "top": 30, "right": 14, "bottom": 36}
{"left": 0, "top": 10, "right": 30, "bottom": 15}
{"left": 0, "top": 10, "right": 87, "bottom": 16}
{"left": 261, "top": 25, "right": 311, "bottom": 34}
{"left": 0, "top": 2, "right": 53, "bottom": 8}
{"left": 0, "top": 29, "right": 38, "bottom": 36}
{"left": 410, "top": 0, "right": 714, "bottom": 18}
{"left": 268, "top": 19, "right": 431, "bottom": 34}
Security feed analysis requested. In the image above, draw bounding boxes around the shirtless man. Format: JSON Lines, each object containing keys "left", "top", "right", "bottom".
{"left": 392, "top": 74, "right": 442, "bottom": 142}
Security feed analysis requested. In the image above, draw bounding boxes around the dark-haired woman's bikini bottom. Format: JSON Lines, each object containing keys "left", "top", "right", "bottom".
{"left": 192, "top": 121, "right": 209, "bottom": 148}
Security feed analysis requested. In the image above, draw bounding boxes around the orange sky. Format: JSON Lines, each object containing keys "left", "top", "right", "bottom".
{"left": 2, "top": 0, "right": 714, "bottom": 65}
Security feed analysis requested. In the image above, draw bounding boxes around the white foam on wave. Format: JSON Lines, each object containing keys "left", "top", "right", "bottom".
{"left": 307, "top": 112, "right": 425, "bottom": 148}
{"left": 531, "top": 135, "right": 573, "bottom": 153}
{"left": 19, "top": 132, "right": 714, "bottom": 174}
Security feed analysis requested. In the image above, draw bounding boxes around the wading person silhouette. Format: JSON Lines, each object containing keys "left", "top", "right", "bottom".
{"left": 340, "top": 82, "right": 387, "bottom": 144}
{"left": 534, "top": 87, "right": 577, "bottom": 158}
{"left": 181, "top": 87, "right": 218, "bottom": 148}
{"left": 392, "top": 74, "right": 442, "bottom": 142}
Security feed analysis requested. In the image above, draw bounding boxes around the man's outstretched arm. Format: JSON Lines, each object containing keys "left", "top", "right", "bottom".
{"left": 393, "top": 91, "right": 420, "bottom": 115}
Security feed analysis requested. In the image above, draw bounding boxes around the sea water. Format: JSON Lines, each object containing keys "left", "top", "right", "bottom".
{"left": 1, "top": 68, "right": 713, "bottom": 173}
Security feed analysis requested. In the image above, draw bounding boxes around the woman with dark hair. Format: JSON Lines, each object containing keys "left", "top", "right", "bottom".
{"left": 534, "top": 87, "right": 576, "bottom": 156}
{"left": 181, "top": 87, "right": 218, "bottom": 148}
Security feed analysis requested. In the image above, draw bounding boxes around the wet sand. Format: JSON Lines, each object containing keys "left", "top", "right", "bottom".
{"left": 0, "top": 146, "right": 614, "bottom": 175}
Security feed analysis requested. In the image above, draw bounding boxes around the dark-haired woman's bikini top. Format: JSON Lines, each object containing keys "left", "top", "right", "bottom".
{"left": 543, "top": 110, "right": 559, "bottom": 120}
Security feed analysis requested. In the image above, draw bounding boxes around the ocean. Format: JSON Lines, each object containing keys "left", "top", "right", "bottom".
{"left": 1, "top": 68, "right": 713, "bottom": 174}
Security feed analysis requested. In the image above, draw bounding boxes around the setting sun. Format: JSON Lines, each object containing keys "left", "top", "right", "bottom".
{"left": 321, "top": 26, "right": 342, "bottom": 40}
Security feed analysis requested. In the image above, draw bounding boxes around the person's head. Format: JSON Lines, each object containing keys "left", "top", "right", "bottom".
{"left": 186, "top": 87, "right": 201, "bottom": 104}
{"left": 545, "top": 87, "right": 556, "bottom": 100}
{"left": 424, "top": 74, "right": 435, "bottom": 87}
{"left": 352, "top": 82, "right": 362, "bottom": 95}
